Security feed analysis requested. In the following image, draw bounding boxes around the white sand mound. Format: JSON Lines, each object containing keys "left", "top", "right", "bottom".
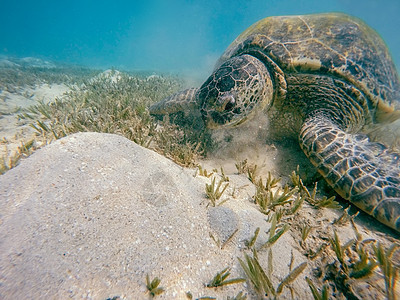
{"left": 1, "top": 132, "right": 398, "bottom": 299}
{"left": 0, "top": 132, "right": 315, "bottom": 299}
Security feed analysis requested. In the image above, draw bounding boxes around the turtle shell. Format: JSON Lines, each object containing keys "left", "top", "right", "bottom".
{"left": 216, "top": 13, "right": 400, "bottom": 110}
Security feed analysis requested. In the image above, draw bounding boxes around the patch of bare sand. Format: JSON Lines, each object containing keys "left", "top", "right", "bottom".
{"left": 0, "top": 83, "right": 70, "bottom": 158}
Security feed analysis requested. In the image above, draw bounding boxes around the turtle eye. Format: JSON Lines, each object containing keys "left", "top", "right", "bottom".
{"left": 224, "top": 98, "right": 235, "bottom": 111}
{"left": 218, "top": 93, "right": 236, "bottom": 112}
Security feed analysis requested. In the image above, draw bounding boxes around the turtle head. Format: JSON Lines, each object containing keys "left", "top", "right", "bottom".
{"left": 199, "top": 54, "right": 273, "bottom": 129}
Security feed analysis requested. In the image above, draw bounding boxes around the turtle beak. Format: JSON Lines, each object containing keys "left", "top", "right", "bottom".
{"left": 205, "top": 118, "right": 219, "bottom": 129}
{"left": 202, "top": 110, "right": 248, "bottom": 129}
{"left": 201, "top": 110, "right": 222, "bottom": 129}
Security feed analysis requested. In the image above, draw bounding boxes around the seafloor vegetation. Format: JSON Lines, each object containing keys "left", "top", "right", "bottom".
{"left": 0, "top": 58, "right": 99, "bottom": 91}
{"left": 1, "top": 64, "right": 208, "bottom": 173}
{"left": 0, "top": 61, "right": 399, "bottom": 299}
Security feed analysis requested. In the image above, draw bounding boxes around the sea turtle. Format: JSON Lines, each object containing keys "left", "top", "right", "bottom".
{"left": 150, "top": 13, "right": 400, "bottom": 232}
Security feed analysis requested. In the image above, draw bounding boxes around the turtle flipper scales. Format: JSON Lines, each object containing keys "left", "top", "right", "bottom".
{"left": 149, "top": 88, "right": 199, "bottom": 115}
{"left": 300, "top": 115, "right": 400, "bottom": 232}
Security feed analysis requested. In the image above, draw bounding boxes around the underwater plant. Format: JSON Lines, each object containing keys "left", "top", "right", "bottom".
{"left": 306, "top": 277, "right": 330, "bottom": 300}
{"left": 0, "top": 62, "right": 99, "bottom": 91}
{"left": 244, "top": 227, "right": 260, "bottom": 249}
{"left": 373, "top": 243, "right": 399, "bottom": 300}
{"left": 238, "top": 249, "right": 307, "bottom": 298}
{"left": 235, "top": 159, "right": 248, "bottom": 174}
{"left": 196, "top": 165, "right": 213, "bottom": 178}
{"left": 17, "top": 70, "right": 206, "bottom": 168}
{"left": 0, "top": 139, "right": 36, "bottom": 174}
{"left": 146, "top": 274, "right": 165, "bottom": 297}
{"left": 205, "top": 177, "right": 229, "bottom": 207}
{"left": 227, "top": 291, "right": 247, "bottom": 300}
{"left": 206, "top": 267, "right": 246, "bottom": 288}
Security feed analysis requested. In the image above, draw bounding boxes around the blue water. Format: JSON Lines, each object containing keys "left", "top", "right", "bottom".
{"left": 1, "top": 0, "right": 399, "bottom": 80}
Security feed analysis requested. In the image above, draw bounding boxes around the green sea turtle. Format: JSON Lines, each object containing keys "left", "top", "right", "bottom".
{"left": 150, "top": 13, "right": 400, "bottom": 232}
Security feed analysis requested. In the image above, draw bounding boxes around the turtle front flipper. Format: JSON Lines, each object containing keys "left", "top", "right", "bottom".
{"left": 300, "top": 114, "right": 400, "bottom": 232}
{"left": 149, "top": 88, "right": 199, "bottom": 115}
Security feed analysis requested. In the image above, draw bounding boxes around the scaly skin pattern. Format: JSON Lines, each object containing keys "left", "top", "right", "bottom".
{"left": 150, "top": 13, "right": 400, "bottom": 232}
{"left": 198, "top": 55, "right": 273, "bottom": 128}
{"left": 149, "top": 88, "right": 199, "bottom": 115}
{"left": 300, "top": 115, "right": 400, "bottom": 231}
